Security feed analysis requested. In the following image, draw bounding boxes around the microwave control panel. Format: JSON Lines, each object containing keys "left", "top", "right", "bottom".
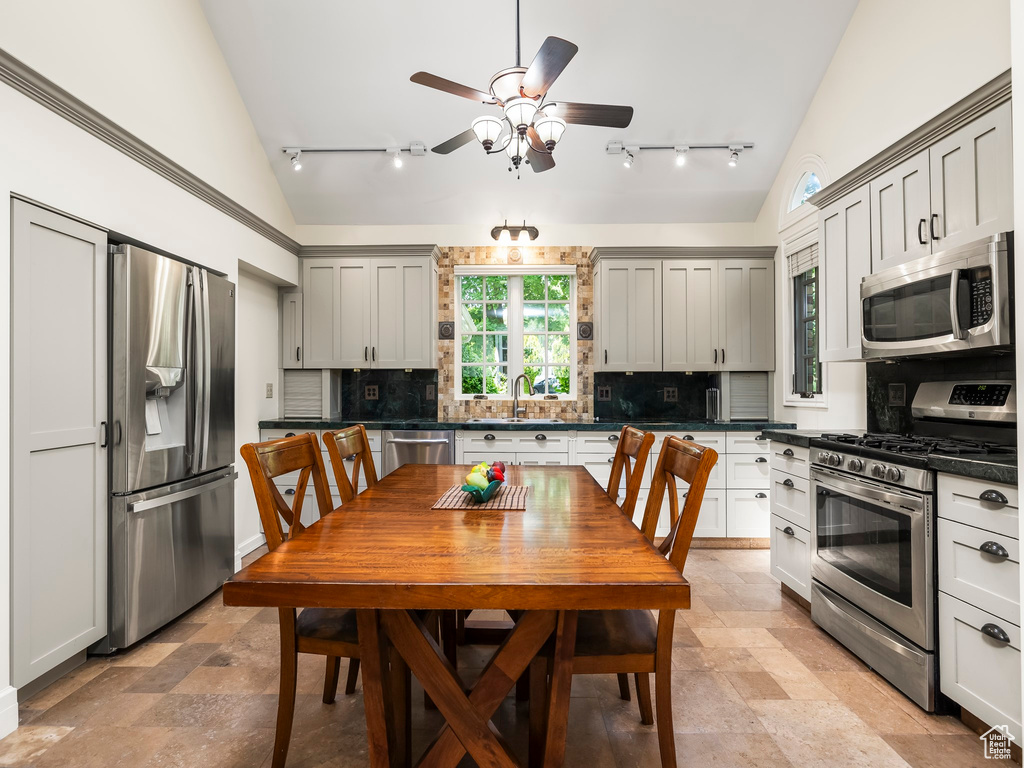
{"left": 969, "top": 267, "right": 994, "bottom": 326}
{"left": 948, "top": 382, "right": 1012, "bottom": 407}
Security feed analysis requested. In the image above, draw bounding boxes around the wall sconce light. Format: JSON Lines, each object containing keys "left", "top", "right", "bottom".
{"left": 490, "top": 220, "right": 540, "bottom": 242}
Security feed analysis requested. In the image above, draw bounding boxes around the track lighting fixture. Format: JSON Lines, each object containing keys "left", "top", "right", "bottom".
{"left": 728, "top": 148, "right": 740, "bottom": 167}
{"left": 490, "top": 220, "right": 540, "bottom": 242}
{"left": 606, "top": 140, "right": 754, "bottom": 169}
{"left": 390, "top": 149, "right": 403, "bottom": 169}
{"left": 290, "top": 151, "right": 302, "bottom": 171}
{"left": 675, "top": 146, "right": 689, "bottom": 167}
{"left": 281, "top": 143, "right": 426, "bottom": 171}
{"left": 622, "top": 151, "right": 635, "bottom": 169}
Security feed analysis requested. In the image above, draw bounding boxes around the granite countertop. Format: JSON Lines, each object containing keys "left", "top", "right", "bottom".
{"left": 258, "top": 418, "right": 798, "bottom": 433}
{"left": 759, "top": 429, "right": 864, "bottom": 448}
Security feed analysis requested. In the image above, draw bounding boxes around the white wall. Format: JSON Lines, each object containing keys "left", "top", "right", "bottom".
{"left": 0, "top": 0, "right": 296, "bottom": 237}
{"left": 234, "top": 270, "right": 281, "bottom": 565}
{"left": 755, "top": 0, "right": 1011, "bottom": 429}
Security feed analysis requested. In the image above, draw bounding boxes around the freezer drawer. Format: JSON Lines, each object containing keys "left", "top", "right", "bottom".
{"left": 108, "top": 469, "right": 234, "bottom": 650}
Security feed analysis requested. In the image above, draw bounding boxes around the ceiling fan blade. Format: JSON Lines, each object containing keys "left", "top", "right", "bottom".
{"left": 548, "top": 101, "right": 634, "bottom": 128}
{"left": 520, "top": 37, "right": 578, "bottom": 98}
{"left": 432, "top": 129, "right": 476, "bottom": 155}
{"left": 410, "top": 72, "right": 494, "bottom": 103}
{"left": 527, "top": 146, "right": 555, "bottom": 172}
{"left": 526, "top": 125, "right": 546, "bottom": 153}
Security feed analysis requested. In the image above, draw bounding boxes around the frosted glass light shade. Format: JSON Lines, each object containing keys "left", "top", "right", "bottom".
{"left": 533, "top": 115, "right": 566, "bottom": 150}
{"left": 471, "top": 116, "right": 504, "bottom": 150}
{"left": 505, "top": 134, "right": 528, "bottom": 160}
{"left": 504, "top": 97, "right": 539, "bottom": 132}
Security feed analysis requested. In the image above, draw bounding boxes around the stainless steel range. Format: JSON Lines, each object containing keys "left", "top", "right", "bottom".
{"left": 809, "top": 380, "right": 1016, "bottom": 711}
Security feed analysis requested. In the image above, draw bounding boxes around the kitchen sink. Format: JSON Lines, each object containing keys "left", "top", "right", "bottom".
{"left": 465, "top": 417, "right": 564, "bottom": 424}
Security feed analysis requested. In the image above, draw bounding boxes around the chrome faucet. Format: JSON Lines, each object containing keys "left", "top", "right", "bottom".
{"left": 511, "top": 373, "right": 535, "bottom": 419}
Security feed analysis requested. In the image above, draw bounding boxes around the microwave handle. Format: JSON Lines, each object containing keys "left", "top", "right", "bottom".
{"left": 949, "top": 268, "right": 963, "bottom": 340}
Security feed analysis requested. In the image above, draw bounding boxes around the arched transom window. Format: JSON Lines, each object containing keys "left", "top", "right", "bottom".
{"left": 789, "top": 171, "right": 821, "bottom": 212}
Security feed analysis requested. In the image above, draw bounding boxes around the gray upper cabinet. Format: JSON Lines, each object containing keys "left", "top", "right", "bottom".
{"left": 596, "top": 259, "right": 662, "bottom": 371}
{"left": 280, "top": 288, "right": 302, "bottom": 369}
{"left": 301, "top": 251, "right": 438, "bottom": 370}
{"left": 929, "top": 101, "right": 1013, "bottom": 251}
{"left": 820, "top": 185, "right": 871, "bottom": 362}
{"left": 869, "top": 150, "right": 931, "bottom": 272}
{"left": 719, "top": 260, "right": 775, "bottom": 371}
{"left": 663, "top": 260, "right": 719, "bottom": 371}
{"left": 11, "top": 200, "right": 108, "bottom": 686}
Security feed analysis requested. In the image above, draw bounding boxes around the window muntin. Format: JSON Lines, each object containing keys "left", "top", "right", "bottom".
{"left": 460, "top": 275, "right": 509, "bottom": 395}
{"left": 793, "top": 267, "right": 821, "bottom": 396}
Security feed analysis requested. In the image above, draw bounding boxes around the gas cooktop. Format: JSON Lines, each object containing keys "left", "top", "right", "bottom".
{"left": 818, "top": 432, "right": 1017, "bottom": 459}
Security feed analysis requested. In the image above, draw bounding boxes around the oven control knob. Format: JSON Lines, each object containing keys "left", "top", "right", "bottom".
{"left": 871, "top": 463, "right": 886, "bottom": 478}
{"left": 848, "top": 458, "right": 863, "bottom": 472}
{"left": 886, "top": 467, "right": 902, "bottom": 482}
{"left": 817, "top": 451, "right": 829, "bottom": 464}
{"left": 829, "top": 454, "right": 843, "bottom": 467}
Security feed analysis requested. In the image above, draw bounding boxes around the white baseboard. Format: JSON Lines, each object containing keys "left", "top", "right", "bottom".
{"left": 234, "top": 532, "right": 266, "bottom": 572}
{"left": 0, "top": 686, "right": 18, "bottom": 740}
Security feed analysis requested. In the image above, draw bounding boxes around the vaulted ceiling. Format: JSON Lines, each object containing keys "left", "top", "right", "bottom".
{"left": 201, "top": 0, "right": 857, "bottom": 226}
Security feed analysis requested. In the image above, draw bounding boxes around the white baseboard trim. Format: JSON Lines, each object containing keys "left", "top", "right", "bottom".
{"left": 234, "top": 532, "right": 266, "bottom": 572}
{"left": 0, "top": 686, "right": 19, "bottom": 739}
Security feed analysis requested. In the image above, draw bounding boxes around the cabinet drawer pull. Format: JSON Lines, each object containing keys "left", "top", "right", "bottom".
{"left": 284, "top": 488, "right": 296, "bottom": 496}
{"left": 372, "top": 346, "right": 376, "bottom": 362}
{"left": 285, "top": 432, "right": 296, "bottom": 438}
{"left": 683, "top": 434, "right": 694, "bottom": 441}
{"left": 783, "top": 448, "right": 794, "bottom": 457}
{"left": 783, "top": 526, "right": 795, "bottom": 536}
{"left": 754, "top": 435, "right": 767, "bottom": 441}
{"left": 917, "top": 218, "right": 927, "bottom": 245}
{"left": 782, "top": 478, "right": 795, "bottom": 488}
{"left": 930, "top": 213, "right": 939, "bottom": 241}
{"left": 755, "top": 492, "right": 767, "bottom": 499}
{"left": 608, "top": 435, "right": 619, "bottom": 442}
{"left": 535, "top": 434, "right": 547, "bottom": 441}
{"left": 755, "top": 457, "right": 767, "bottom": 463}
{"left": 980, "top": 489, "right": 1009, "bottom": 505}
{"left": 604, "top": 349, "right": 608, "bottom": 364}
{"left": 980, "top": 541, "right": 1010, "bottom": 559}
{"left": 714, "top": 348, "right": 717, "bottom": 364}
{"left": 721, "top": 348, "right": 726, "bottom": 364}
{"left": 981, "top": 623, "right": 1012, "bottom": 644}
{"left": 484, "top": 434, "right": 496, "bottom": 441}
{"left": 607, "top": 457, "right": 614, "bottom": 464}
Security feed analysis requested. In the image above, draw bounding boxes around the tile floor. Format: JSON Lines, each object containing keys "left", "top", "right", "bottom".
{"left": 1, "top": 548, "right": 1011, "bottom": 767}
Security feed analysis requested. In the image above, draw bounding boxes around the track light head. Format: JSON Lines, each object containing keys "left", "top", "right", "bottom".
{"left": 623, "top": 150, "right": 634, "bottom": 169}
{"left": 290, "top": 151, "right": 302, "bottom": 171}
{"left": 728, "top": 146, "right": 741, "bottom": 167}
{"left": 390, "top": 149, "right": 403, "bottom": 169}
{"left": 675, "top": 146, "right": 689, "bottom": 167}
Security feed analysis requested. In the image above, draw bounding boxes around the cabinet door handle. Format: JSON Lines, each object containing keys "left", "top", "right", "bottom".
{"left": 284, "top": 488, "right": 296, "bottom": 496}
{"left": 755, "top": 492, "right": 767, "bottom": 499}
{"left": 917, "top": 218, "right": 927, "bottom": 245}
{"left": 722, "top": 348, "right": 725, "bottom": 364}
{"left": 783, "top": 478, "right": 795, "bottom": 487}
{"left": 484, "top": 434, "right": 496, "bottom": 441}
{"left": 714, "top": 348, "right": 718, "bottom": 364}
{"left": 755, "top": 457, "right": 767, "bottom": 463}
{"left": 754, "top": 435, "right": 767, "bottom": 441}
{"left": 608, "top": 435, "right": 619, "bottom": 442}
{"left": 930, "top": 213, "right": 939, "bottom": 241}
{"left": 980, "top": 489, "right": 1009, "bottom": 505}
{"left": 296, "top": 346, "right": 301, "bottom": 362}
{"left": 783, "top": 526, "right": 795, "bottom": 536}
{"left": 364, "top": 347, "right": 368, "bottom": 362}
{"left": 783, "top": 448, "right": 794, "bottom": 457}
{"left": 372, "top": 347, "right": 376, "bottom": 362}
{"left": 535, "top": 434, "right": 547, "bottom": 441}
{"left": 980, "top": 541, "right": 1010, "bottom": 559}
{"left": 604, "top": 349, "right": 608, "bottom": 364}
{"left": 100, "top": 421, "right": 108, "bottom": 448}
{"left": 607, "top": 457, "right": 614, "bottom": 464}
{"left": 981, "top": 623, "right": 1012, "bottom": 644}
{"left": 285, "top": 432, "right": 296, "bottom": 438}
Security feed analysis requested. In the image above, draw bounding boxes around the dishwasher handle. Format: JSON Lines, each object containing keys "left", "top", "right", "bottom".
{"left": 386, "top": 438, "right": 452, "bottom": 445}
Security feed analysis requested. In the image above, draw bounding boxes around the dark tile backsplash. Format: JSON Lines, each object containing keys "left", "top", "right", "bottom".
{"left": 866, "top": 354, "right": 1015, "bottom": 433}
{"left": 341, "top": 369, "right": 438, "bottom": 421}
{"left": 594, "top": 372, "right": 716, "bottom": 422}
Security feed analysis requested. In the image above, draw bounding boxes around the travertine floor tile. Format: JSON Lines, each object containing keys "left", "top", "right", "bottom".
{"left": 723, "top": 671, "right": 790, "bottom": 701}
{"left": 883, "top": 733, "right": 1016, "bottom": 767}
{"left": 31, "top": 725, "right": 173, "bottom": 768}
{"left": 0, "top": 725, "right": 73, "bottom": 765}
{"left": 108, "top": 643, "right": 181, "bottom": 668}
{"left": 815, "top": 672, "right": 928, "bottom": 734}
{"left": 692, "top": 627, "right": 784, "bottom": 648}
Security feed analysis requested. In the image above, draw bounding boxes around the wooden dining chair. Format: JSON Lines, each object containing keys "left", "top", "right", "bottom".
{"left": 240, "top": 433, "right": 361, "bottom": 768}
{"left": 322, "top": 424, "right": 378, "bottom": 501}
{"left": 529, "top": 436, "right": 719, "bottom": 768}
{"left": 607, "top": 425, "right": 656, "bottom": 518}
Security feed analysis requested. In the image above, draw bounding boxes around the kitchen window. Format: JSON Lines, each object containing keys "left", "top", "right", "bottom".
{"left": 456, "top": 268, "right": 575, "bottom": 398}
{"left": 793, "top": 266, "right": 821, "bottom": 396}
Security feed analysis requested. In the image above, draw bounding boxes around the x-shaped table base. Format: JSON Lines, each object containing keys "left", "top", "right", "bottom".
{"left": 357, "top": 608, "right": 578, "bottom": 768}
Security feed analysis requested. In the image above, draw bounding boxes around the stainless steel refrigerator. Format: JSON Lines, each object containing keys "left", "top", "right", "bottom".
{"left": 101, "top": 244, "right": 235, "bottom": 651}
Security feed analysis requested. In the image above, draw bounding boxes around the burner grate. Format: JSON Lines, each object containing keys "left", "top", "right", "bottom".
{"left": 817, "top": 432, "right": 1016, "bottom": 458}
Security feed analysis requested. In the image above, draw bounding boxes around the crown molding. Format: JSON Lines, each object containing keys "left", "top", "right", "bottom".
{"left": 808, "top": 69, "right": 1011, "bottom": 210}
{"left": 299, "top": 244, "right": 441, "bottom": 262}
{"left": 0, "top": 47, "right": 301, "bottom": 255}
{"left": 589, "top": 246, "right": 777, "bottom": 264}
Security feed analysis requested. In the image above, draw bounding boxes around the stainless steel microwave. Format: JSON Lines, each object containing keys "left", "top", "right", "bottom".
{"left": 860, "top": 233, "right": 1013, "bottom": 360}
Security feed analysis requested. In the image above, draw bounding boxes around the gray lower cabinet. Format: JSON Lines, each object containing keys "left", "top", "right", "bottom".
{"left": 11, "top": 201, "right": 108, "bottom": 687}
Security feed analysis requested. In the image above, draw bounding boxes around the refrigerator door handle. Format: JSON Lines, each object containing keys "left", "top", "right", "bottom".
{"left": 128, "top": 472, "right": 236, "bottom": 514}
{"left": 184, "top": 267, "right": 199, "bottom": 475}
{"left": 199, "top": 269, "right": 213, "bottom": 472}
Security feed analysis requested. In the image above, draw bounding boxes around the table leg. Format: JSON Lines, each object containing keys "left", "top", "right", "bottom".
{"left": 357, "top": 610, "right": 394, "bottom": 768}
{"left": 542, "top": 610, "right": 578, "bottom": 768}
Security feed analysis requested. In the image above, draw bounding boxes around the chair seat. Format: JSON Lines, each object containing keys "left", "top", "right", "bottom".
{"left": 296, "top": 607, "right": 359, "bottom": 644}
{"left": 541, "top": 609, "right": 658, "bottom": 658}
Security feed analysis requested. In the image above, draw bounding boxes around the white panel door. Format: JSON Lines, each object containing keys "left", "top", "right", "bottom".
{"left": 719, "top": 260, "right": 775, "bottom": 371}
{"left": 929, "top": 102, "right": 1014, "bottom": 252}
{"left": 663, "top": 260, "right": 718, "bottom": 371}
{"left": 370, "top": 258, "right": 433, "bottom": 369}
{"left": 819, "top": 185, "right": 870, "bottom": 362}
{"left": 12, "top": 201, "right": 107, "bottom": 686}
{"left": 869, "top": 150, "right": 931, "bottom": 272}
{"left": 337, "top": 260, "right": 372, "bottom": 367}
{"left": 280, "top": 289, "right": 302, "bottom": 369}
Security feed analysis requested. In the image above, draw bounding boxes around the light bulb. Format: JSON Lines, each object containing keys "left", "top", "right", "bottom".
{"left": 392, "top": 150, "right": 403, "bottom": 169}
{"left": 623, "top": 151, "right": 634, "bottom": 169}
{"left": 290, "top": 152, "right": 302, "bottom": 171}
{"left": 675, "top": 147, "right": 688, "bottom": 167}
{"left": 728, "top": 150, "right": 739, "bottom": 167}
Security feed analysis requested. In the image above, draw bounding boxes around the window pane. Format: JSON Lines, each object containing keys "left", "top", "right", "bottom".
{"left": 485, "top": 276, "right": 508, "bottom": 301}
{"left": 463, "top": 303, "right": 483, "bottom": 332}
{"left": 549, "top": 334, "right": 571, "bottom": 364}
{"left": 549, "top": 367, "right": 570, "bottom": 394}
{"left": 486, "top": 366, "right": 508, "bottom": 395}
{"left": 524, "top": 335, "right": 544, "bottom": 364}
{"left": 547, "top": 275, "right": 570, "bottom": 300}
{"left": 524, "top": 365, "right": 542, "bottom": 389}
{"left": 462, "top": 366, "right": 483, "bottom": 395}
{"left": 461, "top": 334, "right": 483, "bottom": 363}
{"left": 548, "top": 303, "right": 569, "bottom": 332}
{"left": 524, "top": 275, "right": 545, "bottom": 301}
{"left": 461, "top": 276, "right": 483, "bottom": 301}
{"left": 523, "top": 303, "right": 546, "bottom": 332}
{"left": 485, "top": 334, "right": 508, "bottom": 363}
{"left": 485, "top": 303, "right": 508, "bottom": 332}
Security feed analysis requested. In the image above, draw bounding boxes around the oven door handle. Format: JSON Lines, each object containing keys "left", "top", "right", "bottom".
{"left": 814, "top": 584, "right": 928, "bottom": 665}
{"left": 949, "top": 268, "right": 963, "bottom": 340}
{"left": 812, "top": 470, "right": 925, "bottom": 513}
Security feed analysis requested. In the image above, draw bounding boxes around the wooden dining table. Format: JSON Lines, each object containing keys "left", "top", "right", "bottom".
{"left": 223, "top": 464, "right": 690, "bottom": 768}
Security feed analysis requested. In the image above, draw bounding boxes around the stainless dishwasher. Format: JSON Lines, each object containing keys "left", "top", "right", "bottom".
{"left": 382, "top": 430, "right": 455, "bottom": 476}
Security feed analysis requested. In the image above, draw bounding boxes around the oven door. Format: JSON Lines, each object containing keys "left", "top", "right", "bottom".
{"left": 810, "top": 467, "right": 933, "bottom": 650}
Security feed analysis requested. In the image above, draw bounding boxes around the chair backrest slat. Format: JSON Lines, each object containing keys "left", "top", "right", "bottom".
{"left": 606, "top": 425, "right": 655, "bottom": 518}
{"left": 323, "top": 425, "right": 379, "bottom": 502}
{"left": 240, "top": 432, "right": 334, "bottom": 551}
{"left": 640, "top": 436, "right": 719, "bottom": 573}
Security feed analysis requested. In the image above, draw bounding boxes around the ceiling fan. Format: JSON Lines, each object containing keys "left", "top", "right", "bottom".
{"left": 410, "top": 0, "right": 634, "bottom": 175}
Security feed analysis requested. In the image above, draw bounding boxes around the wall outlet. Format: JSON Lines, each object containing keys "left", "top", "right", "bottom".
{"left": 597, "top": 386, "right": 612, "bottom": 402}
{"left": 265, "top": 383, "right": 273, "bottom": 399}
{"left": 888, "top": 383, "right": 906, "bottom": 406}
{"left": 426, "top": 384, "right": 436, "bottom": 400}
{"left": 664, "top": 386, "right": 678, "bottom": 403}
{"left": 365, "top": 385, "right": 379, "bottom": 401}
